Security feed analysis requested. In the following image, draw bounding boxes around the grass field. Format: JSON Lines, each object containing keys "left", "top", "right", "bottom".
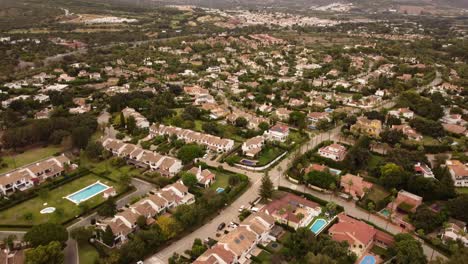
{"left": 209, "top": 170, "right": 231, "bottom": 191}
{"left": 0, "top": 174, "right": 123, "bottom": 226}
{"left": 79, "top": 242, "right": 99, "bottom": 264}
{"left": 256, "top": 250, "right": 272, "bottom": 263}
{"left": 257, "top": 147, "right": 285, "bottom": 166}
{"left": 81, "top": 156, "right": 144, "bottom": 182}
{"left": 367, "top": 185, "right": 390, "bottom": 204}
{"left": 0, "top": 145, "right": 63, "bottom": 174}
{"left": 455, "top": 187, "right": 468, "bottom": 194}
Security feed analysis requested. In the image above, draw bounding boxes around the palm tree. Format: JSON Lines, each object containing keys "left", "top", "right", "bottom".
{"left": 367, "top": 202, "right": 375, "bottom": 221}
{"left": 431, "top": 238, "right": 441, "bottom": 261}
{"left": 277, "top": 165, "right": 282, "bottom": 187}
{"left": 417, "top": 229, "right": 425, "bottom": 243}
{"left": 329, "top": 183, "right": 336, "bottom": 201}
{"left": 385, "top": 196, "right": 395, "bottom": 231}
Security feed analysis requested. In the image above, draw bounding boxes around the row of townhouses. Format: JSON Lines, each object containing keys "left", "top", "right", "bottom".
{"left": 96, "top": 182, "right": 194, "bottom": 244}
{"left": 121, "top": 107, "right": 150, "bottom": 129}
{"left": 0, "top": 155, "right": 71, "bottom": 196}
{"left": 101, "top": 138, "right": 182, "bottom": 177}
{"left": 194, "top": 212, "right": 275, "bottom": 264}
{"left": 149, "top": 124, "right": 235, "bottom": 153}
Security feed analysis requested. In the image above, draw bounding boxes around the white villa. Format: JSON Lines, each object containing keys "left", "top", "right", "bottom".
{"left": 150, "top": 124, "right": 234, "bottom": 153}
{"left": 102, "top": 138, "right": 182, "bottom": 177}
{"left": 0, "top": 155, "right": 72, "bottom": 196}
{"left": 264, "top": 124, "right": 290, "bottom": 142}
{"left": 241, "top": 136, "right": 265, "bottom": 158}
{"left": 97, "top": 182, "right": 194, "bottom": 244}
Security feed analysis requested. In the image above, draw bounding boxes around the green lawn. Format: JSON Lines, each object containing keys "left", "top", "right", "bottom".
{"left": 194, "top": 120, "right": 204, "bottom": 132}
{"left": 0, "top": 145, "right": 63, "bottom": 174}
{"left": 255, "top": 250, "right": 272, "bottom": 263}
{"left": 210, "top": 170, "right": 231, "bottom": 191}
{"left": 79, "top": 242, "right": 99, "bottom": 264}
{"left": 366, "top": 185, "right": 390, "bottom": 204}
{"left": 0, "top": 174, "right": 124, "bottom": 225}
{"left": 257, "top": 147, "right": 285, "bottom": 166}
{"left": 81, "top": 156, "right": 144, "bottom": 182}
{"left": 456, "top": 187, "right": 468, "bottom": 194}
{"left": 367, "top": 154, "right": 385, "bottom": 172}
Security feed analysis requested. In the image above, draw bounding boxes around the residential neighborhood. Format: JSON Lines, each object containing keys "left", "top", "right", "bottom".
{"left": 0, "top": 0, "right": 467, "bottom": 264}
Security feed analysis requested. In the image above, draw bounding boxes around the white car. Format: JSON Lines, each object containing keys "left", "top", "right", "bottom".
{"left": 238, "top": 205, "right": 245, "bottom": 212}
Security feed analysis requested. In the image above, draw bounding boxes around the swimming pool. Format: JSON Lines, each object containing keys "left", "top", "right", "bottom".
{"left": 240, "top": 159, "right": 257, "bottom": 166}
{"left": 65, "top": 182, "right": 110, "bottom": 204}
{"left": 216, "top": 187, "right": 225, "bottom": 193}
{"left": 380, "top": 208, "right": 391, "bottom": 217}
{"left": 360, "top": 255, "right": 376, "bottom": 264}
{"left": 310, "top": 218, "right": 327, "bottom": 234}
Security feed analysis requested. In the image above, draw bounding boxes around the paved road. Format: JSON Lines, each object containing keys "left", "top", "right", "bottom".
{"left": 146, "top": 124, "right": 445, "bottom": 263}
{"left": 373, "top": 70, "right": 442, "bottom": 111}
{"left": 145, "top": 127, "right": 342, "bottom": 263}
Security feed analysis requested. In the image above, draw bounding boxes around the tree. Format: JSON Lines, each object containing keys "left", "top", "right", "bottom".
{"left": 119, "top": 111, "right": 126, "bottom": 129}
{"left": 97, "top": 198, "right": 117, "bottom": 217}
{"left": 102, "top": 225, "right": 115, "bottom": 247}
{"left": 126, "top": 116, "right": 137, "bottom": 134}
{"left": 72, "top": 126, "right": 92, "bottom": 149}
{"left": 380, "top": 129, "right": 406, "bottom": 145}
{"left": 259, "top": 122, "right": 270, "bottom": 131}
{"left": 181, "top": 172, "right": 198, "bottom": 188}
{"left": 281, "top": 227, "right": 315, "bottom": 261}
{"left": 118, "top": 236, "right": 146, "bottom": 264}
{"left": 85, "top": 141, "right": 104, "bottom": 160}
{"left": 447, "top": 194, "right": 468, "bottom": 222}
{"left": 390, "top": 233, "right": 427, "bottom": 264}
{"left": 156, "top": 215, "right": 182, "bottom": 240}
{"left": 367, "top": 202, "right": 375, "bottom": 221}
{"left": 304, "top": 253, "right": 336, "bottom": 264}
{"left": 259, "top": 173, "right": 273, "bottom": 200}
{"left": 289, "top": 111, "right": 307, "bottom": 130}
{"left": 306, "top": 171, "right": 337, "bottom": 189}
{"left": 380, "top": 163, "right": 407, "bottom": 189}
{"left": 136, "top": 215, "right": 147, "bottom": 229}
{"left": 24, "top": 223, "right": 68, "bottom": 247}
{"left": 344, "top": 136, "right": 371, "bottom": 171}
{"left": 3, "top": 235, "right": 16, "bottom": 250}
{"left": 189, "top": 238, "right": 207, "bottom": 259}
{"left": 235, "top": 117, "right": 248, "bottom": 128}
{"left": 325, "top": 202, "right": 337, "bottom": 216}
{"left": 25, "top": 241, "right": 64, "bottom": 264}
{"left": 70, "top": 226, "right": 94, "bottom": 244}
{"left": 177, "top": 144, "right": 205, "bottom": 164}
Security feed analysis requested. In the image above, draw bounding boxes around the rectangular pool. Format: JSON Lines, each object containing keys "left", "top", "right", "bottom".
{"left": 310, "top": 218, "right": 327, "bottom": 235}
{"left": 65, "top": 182, "right": 110, "bottom": 204}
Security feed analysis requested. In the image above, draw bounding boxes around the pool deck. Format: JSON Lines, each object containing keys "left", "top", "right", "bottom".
{"left": 64, "top": 181, "right": 110, "bottom": 205}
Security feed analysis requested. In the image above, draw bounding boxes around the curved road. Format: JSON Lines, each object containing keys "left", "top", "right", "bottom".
{"left": 145, "top": 125, "right": 445, "bottom": 263}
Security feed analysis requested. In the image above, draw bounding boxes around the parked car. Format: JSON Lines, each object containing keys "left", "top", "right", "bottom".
{"left": 217, "top": 222, "right": 226, "bottom": 231}
{"left": 251, "top": 207, "right": 259, "bottom": 212}
{"left": 238, "top": 205, "right": 245, "bottom": 212}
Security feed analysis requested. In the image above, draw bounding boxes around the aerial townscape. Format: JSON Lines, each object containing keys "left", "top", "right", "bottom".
{"left": 0, "top": 0, "right": 467, "bottom": 263}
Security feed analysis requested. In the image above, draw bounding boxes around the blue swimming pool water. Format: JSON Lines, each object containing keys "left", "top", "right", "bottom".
{"left": 216, "top": 187, "right": 225, "bottom": 193}
{"left": 67, "top": 182, "right": 108, "bottom": 204}
{"left": 310, "top": 218, "right": 327, "bottom": 234}
{"left": 360, "top": 255, "right": 376, "bottom": 264}
{"left": 380, "top": 208, "right": 391, "bottom": 217}
{"left": 240, "top": 159, "right": 256, "bottom": 166}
